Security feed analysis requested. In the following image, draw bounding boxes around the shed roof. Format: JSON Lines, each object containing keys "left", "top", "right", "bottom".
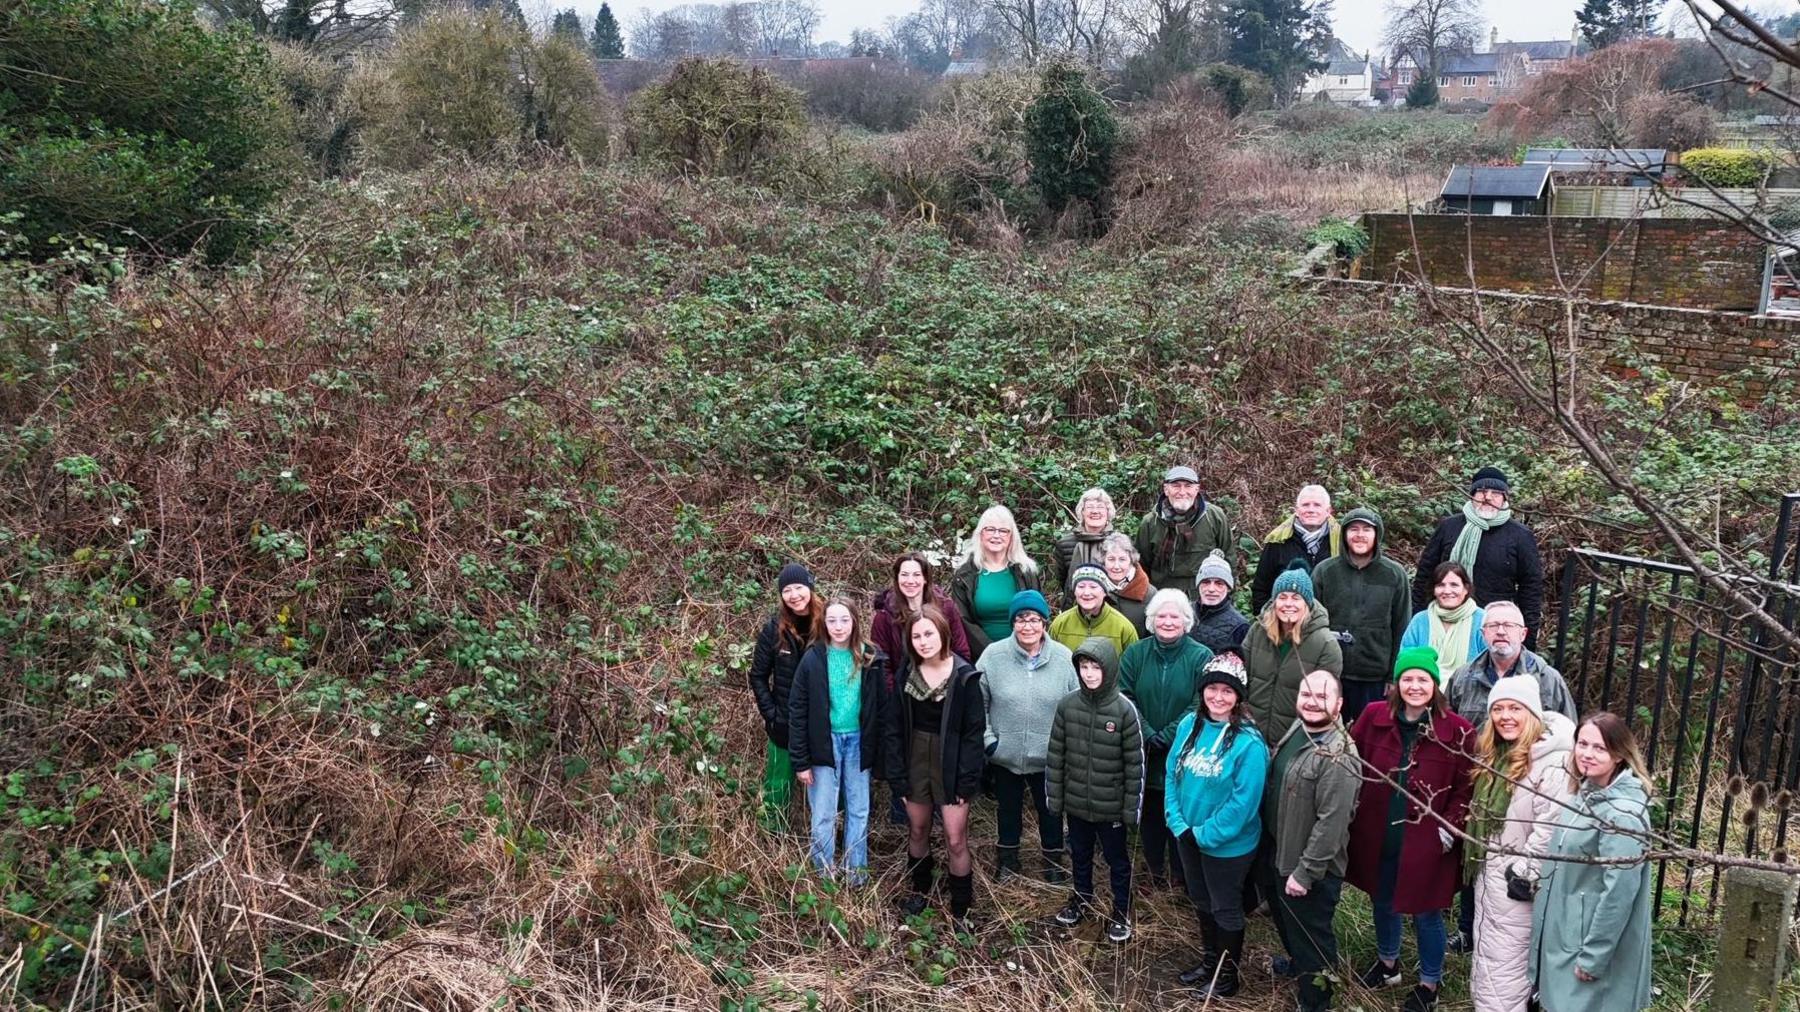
{"left": 1440, "top": 164, "right": 1552, "bottom": 200}
{"left": 1522, "top": 148, "right": 1669, "bottom": 173}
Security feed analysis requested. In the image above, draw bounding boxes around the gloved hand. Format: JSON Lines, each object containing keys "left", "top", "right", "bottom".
{"left": 1333, "top": 629, "right": 1356, "bottom": 647}
{"left": 1438, "top": 827, "right": 1455, "bottom": 853}
{"left": 985, "top": 740, "right": 998, "bottom": 757}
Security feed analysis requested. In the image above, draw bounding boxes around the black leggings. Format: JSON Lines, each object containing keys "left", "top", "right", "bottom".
{"left": 1176, "top": 833, "right": 1255, "bottom": 931}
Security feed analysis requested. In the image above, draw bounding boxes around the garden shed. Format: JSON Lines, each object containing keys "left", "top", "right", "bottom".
{"left": 1438, "top": 164, "right": 1552, "bottom": 216}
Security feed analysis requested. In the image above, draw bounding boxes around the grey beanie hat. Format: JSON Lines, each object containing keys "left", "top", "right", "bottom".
{"left": 1195, "top": 549, "right": 1235, "bottom": 590}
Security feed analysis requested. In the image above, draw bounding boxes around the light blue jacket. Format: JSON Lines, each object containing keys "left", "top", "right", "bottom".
{"left": 1164, "top": 713, "right": 1268, "bottom": 859}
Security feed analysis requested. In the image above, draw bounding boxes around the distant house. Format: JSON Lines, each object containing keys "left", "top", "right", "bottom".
{"left": 1304, "top": 40, "right": 1375, "bottom": 105}
{"left": 1523, "top": 147, "right": 1669, "bottom": 185}
{"left": 1388, "top": 48, "right": 1526, "bottom": 107}
{"left": 1439, "top": 164, "right": 1552, "bottom": 215}
{"left": 942, "top": 58, "right": 989, "bottom": 77}
{"left": 1490, "top": 28, "right": 1581, "bottom": 78}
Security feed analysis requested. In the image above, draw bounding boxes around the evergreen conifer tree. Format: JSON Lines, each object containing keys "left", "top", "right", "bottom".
{"left": 592, "top": 3, "right": 625, "bottom": 58}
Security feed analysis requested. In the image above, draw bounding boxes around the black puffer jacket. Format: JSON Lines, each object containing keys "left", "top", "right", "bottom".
{"left": 1048, "top": 528, "right": 1112, "bottom": 607}
{"left": 749, "top": 611, "right": 810, "bottom": 748}
{"left": 1048, "top": 637, "right": 1145, "bottom": 826}
{"left": 1189, "top": 599, "right": 1250, "bottom": 656}
{"left": 788, "top": 643, "right": 887, "bottom": 771}
{"left": 1411, "top": 513, "right": 1545, "bottom": 643}
{"left": 881, "top": 657, "right": 987, "bottom": 803}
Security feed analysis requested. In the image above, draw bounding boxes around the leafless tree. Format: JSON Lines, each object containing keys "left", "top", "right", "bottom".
{"left": 1381, "top": 0, "right": 1481, "bottom": 78}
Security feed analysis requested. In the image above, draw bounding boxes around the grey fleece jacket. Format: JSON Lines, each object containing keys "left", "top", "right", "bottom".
{"left": 977, "top": 635, "right": 1078, "bottom": 775}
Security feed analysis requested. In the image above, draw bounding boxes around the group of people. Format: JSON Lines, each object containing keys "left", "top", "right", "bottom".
{"left": 748, "top": 466, "right": 1655, "bottom": 1012}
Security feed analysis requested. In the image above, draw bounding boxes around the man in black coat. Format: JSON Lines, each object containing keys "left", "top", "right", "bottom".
{"left": 1412, "top": 467, "right": 1545, "bottom": 648}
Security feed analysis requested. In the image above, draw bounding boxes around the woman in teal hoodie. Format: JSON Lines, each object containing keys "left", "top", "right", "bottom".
{"left": 1120, "top": 588, "right": 1213, "bottom": 892}
{"left": 1166, "top": 652, "right": 1267, "bottom": 999}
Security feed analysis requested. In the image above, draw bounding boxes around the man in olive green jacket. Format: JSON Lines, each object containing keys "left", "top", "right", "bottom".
{"left": 1135, "top": 465, "right": 1234, "bottom": 592}
{"left": 1262, "top": 670, "right": 1361, "bottom": 1012}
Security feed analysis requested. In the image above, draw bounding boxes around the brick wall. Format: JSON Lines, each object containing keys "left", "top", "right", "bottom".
{"left": 1361, "top": 213, "right": 1769, "bottom": 312}
{"left": 1302, "top": 277, "right": 1800, "bottom": 398}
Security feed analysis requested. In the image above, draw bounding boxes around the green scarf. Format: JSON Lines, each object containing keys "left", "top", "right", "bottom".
{"left": 1464, "top": 747, "right": 1516, "bottom": 879}
{"left": 1450, "top": 500, "right": 1511, "bottom": 579}
{"left": 1427, "top": 597, "right": 1477, "bottom": 681}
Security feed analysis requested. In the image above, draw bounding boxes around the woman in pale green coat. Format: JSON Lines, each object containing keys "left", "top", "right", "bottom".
{"left": 1529, "top": 712, "right": 1654, "bottom": 1012}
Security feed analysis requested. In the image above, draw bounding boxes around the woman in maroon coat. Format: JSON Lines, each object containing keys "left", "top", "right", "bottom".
{"left": 871, "top": 553, "right": 973, "bottom": 684}
{"left": 1347, "top": 645, "right": 1474, "bottom": 1011}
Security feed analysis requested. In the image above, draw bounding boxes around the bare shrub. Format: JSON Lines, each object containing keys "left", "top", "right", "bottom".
{"left": 1103, "top": 80, "right": 1231, "bottom": 250}
{"left": 268, "top": 42, "right": 358, "bottom": 177}
{"left": 1623, "top": 91, "right": 1718, "bottom": 151}
{"left": 801, "top": 59, "right": 935, "bottom": 132}
{"left": 1485, "top": 38, "right": 1678, "bottom": 146}
{"left": 626, "top": 57, "right": 805, "bottom": 177}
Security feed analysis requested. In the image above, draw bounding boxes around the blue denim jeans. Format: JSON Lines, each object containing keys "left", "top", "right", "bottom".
{"left": 1374, "top": 853, "right": 1447, "bottom": 985}
{"left": 805, "top": 732, "right": 870, "bottom": 878}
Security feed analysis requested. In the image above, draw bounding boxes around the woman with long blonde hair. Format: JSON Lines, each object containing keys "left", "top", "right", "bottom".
{"left": 1467, "top": 677, "right": 1575, "bottom": 1011}
{"left": 948, "top": 504, "right": 1041, "bottom": 657}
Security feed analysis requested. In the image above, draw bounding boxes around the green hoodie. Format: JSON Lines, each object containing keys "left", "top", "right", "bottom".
{"left": 1048, "top": 637, "right": 1146, "bottom": 826}
{"left": 1119, "top": 634, "right": 1213, "bottom": 756}
{"left": 1244, "top": 599, "right": 1344, "bottom": 743}
{"left": 1311, "top": 506, "right": 1412, "bottom": 686}
{"left": 1048, "top": 601, "right": 1140, "bottom": 657}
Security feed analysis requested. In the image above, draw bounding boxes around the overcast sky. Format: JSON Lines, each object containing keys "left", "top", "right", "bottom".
{"left": 563, "top": 0, "right": 1695, "bottom": 55}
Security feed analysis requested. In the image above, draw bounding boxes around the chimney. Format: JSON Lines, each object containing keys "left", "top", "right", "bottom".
{"left": 1486, "top": 26, "right": 1498, "bottom": 53}
{"left": 1572, "top": 21, "right": 1580, "bottom": 45}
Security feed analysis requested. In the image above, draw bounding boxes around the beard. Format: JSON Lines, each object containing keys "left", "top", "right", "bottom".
{"left": 1474, "top": 502, "right": 1502, "bottom": 520}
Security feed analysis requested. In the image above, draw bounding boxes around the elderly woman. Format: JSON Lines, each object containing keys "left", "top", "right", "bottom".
{"left": 1402, "top": 562, "right": 1488, "bottom": 685}
{"left": 978, "top": 591, "right": 1077, "bottom": 882}
{"left": 1101, "top": 532, "right": 1153, "bottom": 639}
{"left": 1049, "top": 488, "right": 1117, "bottom": 607}
{"left": 950, "top": 505, "right": 1042, "bottom": 658}
{"left": 1243, "top": 561, "right": 1343, "bottom": 744}
{"left": 1120, "top": 589, "right": 1214, "bottom": 892}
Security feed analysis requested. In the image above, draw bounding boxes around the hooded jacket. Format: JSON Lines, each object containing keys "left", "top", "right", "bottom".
{"left": 976, "top": 635, "right": 1078, "bottom": 775}
{"left": 1107, "top": 565, "right": 1153, "bottom": 639}
{"left": 1311, "top": 507, "right": 1412, "bottom": 685}
{"left": 749, "top": 611, "right": 810, "bottom": 748}
{"left": 1120, "top": 634, "right": 1212, "bottom": 758}
{"left": 1264, "top": 719, "right": 1361, "bottom": 888}
{"left": 879, "top": 656, "right": 987, "bottom": 803}
{"left": 1048, "top": 601, "right": 1140, "bottom": 656}
{"left": 1469, "top": 711, "right": 1576, "bottom": 1012}
{"left": 788, "top": 642, "right": 887, "bottom": 772}
{"left": 1243, "top": 601, "right": 1345, "bottom": 744}
{"left": 1413, "top": 511, "right": 1545, "bottom": 645}
{"left": 1135, "top": 495, "right": 1234, "bottom": 593}
{"left": 1047, "top": 637, "right": 1145, "bottom": 826}
{"left": 1049, "top": 528, "right": 1113, "bottom": 607}
{"left": 1530, "top": 767, "right": 1654, "bottom": 1012}
{"left": 1346, "top": 704, "right": 1475, "bottom": 914}
{"left": 1165, "top": 711, "right": 1268, "bottom": 859}
{"left": 1249, "top": 516, "right": 1343, "bottom": 614}
{"left": 948, "top": 559, "right": 1042, "bottom": 659}
{"left": 1190, "top": 598, "right": 1251, "bottom": 656}
{"left": 869, "top": 586, "right": 973, "bottom": 689}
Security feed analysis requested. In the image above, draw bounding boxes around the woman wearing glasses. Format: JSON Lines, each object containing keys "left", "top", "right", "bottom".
{"left": 977, "top": 590, "right": 1077, "bottom": 881}
{"left": 950, "top": 505, "right": 1043, "bottom": 657}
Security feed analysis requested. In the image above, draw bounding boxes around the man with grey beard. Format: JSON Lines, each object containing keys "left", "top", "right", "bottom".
{"left": 1444, "top": 601, "right": 1576, "bottom": 730}
{"left": 1412, "top": 467, "right": 1544, "bottom": 647}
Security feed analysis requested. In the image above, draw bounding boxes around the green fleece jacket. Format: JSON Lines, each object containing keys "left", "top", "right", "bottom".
{"left": 1243, "top": 601, "right": 1345, "bottom": 743}
{"left": 1048, "top": 637, "right": 1146, "bottom": 826}
{"left": 1048, "top": 602, "right": 1139, "bottom": 657}
{"left": 1264, "top": 719, "right": 1361, "bottom": 889}
{"left": 1119, "top": 634, "right": 1213, "bottom": 755}
{"left": 1311, "top": 506, "right": 1412, "bottom": 686}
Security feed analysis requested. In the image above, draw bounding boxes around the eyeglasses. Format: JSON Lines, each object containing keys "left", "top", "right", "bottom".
{"left": 1483, "top": 621, "right": 1525, "bottom": 632}
{"left": 979, "top": 526, "right": 1010, "bottom": 536}
{"left": 1013, "top": 615, "right": 1045, "bottom": 626}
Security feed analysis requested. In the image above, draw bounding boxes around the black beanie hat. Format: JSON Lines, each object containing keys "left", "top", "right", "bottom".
{"left": 777, "top": 562, "right": 815, "bottom": 591}
{"left": 1470, "top": 466, "right": 1510, "bottom": 496}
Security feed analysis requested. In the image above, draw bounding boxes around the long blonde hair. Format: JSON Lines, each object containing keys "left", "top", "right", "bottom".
{"left": 1259, "top": 600, "right": 1308, "bottom": 646}
{"left": 1474, "top": 708, "right": 1545, "bottom": 796}
{"left": 965, "top": 504, "right": 1039, "bottom": 574}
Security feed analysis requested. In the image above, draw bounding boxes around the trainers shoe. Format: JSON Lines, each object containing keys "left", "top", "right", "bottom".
{"left": 1357, "top": 958, "right": 1402, "bottom": 989}
{"left": 1402, "top": 984, "right": 1441, "bottom": 1012}
{"left": 1446, "top": 930, "right": 1472, "bottom": 954}
{"left": 1053, "top": 896, "right": 1087, "bottom": 927}
{"left": 1105, "top": 910, "right": 1133, "bottom": 943}
{"left": 1270, "top": 954, "right": 1297, "bottom": 979}
{"left": 899, "top": 893, "right": 929, "bottom": 917}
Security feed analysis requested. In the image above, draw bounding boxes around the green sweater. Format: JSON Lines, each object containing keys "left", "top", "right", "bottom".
{"left": 1048, "top": 638, "right": 1146, "bottom": 826}
{"left": 1119, "top": 634, "right": 1212, "bottom": 756}
{"left": 1049, "top": 602, "right": 1140, "bottom": 657}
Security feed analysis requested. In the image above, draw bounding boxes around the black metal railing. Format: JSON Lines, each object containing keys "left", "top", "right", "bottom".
{"left": 1551, "top": 492, "right": 1800, "bottom": 926}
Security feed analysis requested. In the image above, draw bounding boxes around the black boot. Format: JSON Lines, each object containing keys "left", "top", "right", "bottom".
{"left": 1197, "top": 927, "right": 1243, "bottom": 998}
{"left": 1298, "top": 970, "right": 1333, "bottom": 1012}
{"left": 1178, "top": 912, "right": 1222, "bottom": 986}
{"left": 995, "top": 846, "right": 1022, "bottom": 880}
{"left": 1041, "top": 848, "right": 1067, "bottom": 884}
{"left": 901, "top": 853, "right": 934, "bottom": 916}
{"left": 947, "top": 871, "right": 975, "bottom": 931}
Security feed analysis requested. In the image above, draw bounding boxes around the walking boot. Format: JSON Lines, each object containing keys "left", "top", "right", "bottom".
{"left": 995, "top": 845, "right": 1023, "bottom": 880}
{"left": 900, "top": 853, "right": 934, "bottom": 916}
{"left": 1197, "top": 927, "right": 1243, "bottom": 998}
{"left": 947, "top": 871, "right": 976, "bottom": 933}
{"left": 1041, "top": 847, "right": 1067, "bottom": 884}
{"left": 1177, "top": 912, "right": 1222, "bottom": 986}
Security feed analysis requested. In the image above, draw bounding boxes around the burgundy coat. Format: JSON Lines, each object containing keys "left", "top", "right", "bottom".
{"left": 870, "top": 587, "right": 973, "bottom": 692}
{"left": 1347, "top": 701, "right": 1475, "bottom": 915}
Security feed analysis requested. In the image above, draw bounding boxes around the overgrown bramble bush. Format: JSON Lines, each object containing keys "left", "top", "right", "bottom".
{"left": 801, "top": 60, "right": 935, "bottom": 132}
{"left": 348, "top": 10, "right": 611, "bottom": 168}
{"left": 1680, "top": 147, "right": 1773, "bottom": 188}
{"left": 0, "top": 0, "right": 295, "bottom": 260}
{"left": 627, "top": 57, "right": 805, "bottom": 177}
{"left": 1103, "top": 79, "right": 1231, "bottom": 250}
{"left": 1023, "top": 64, "right": 1120, "bottom": 220}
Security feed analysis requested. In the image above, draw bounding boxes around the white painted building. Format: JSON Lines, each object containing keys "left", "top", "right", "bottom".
{"left": 1304, "top": 40, "right": 1375, "bottom": 105}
